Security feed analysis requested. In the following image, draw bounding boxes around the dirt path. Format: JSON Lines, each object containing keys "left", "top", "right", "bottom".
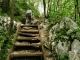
{"left": 39, "top": 20, "right": 56, "bottom": 60}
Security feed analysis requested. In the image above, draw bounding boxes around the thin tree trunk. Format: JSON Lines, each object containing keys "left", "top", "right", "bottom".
{"left": 7, "top": 0, "right": 15, "bottom": 35}
{"left": 74, "top": 0, "right": 77, "bottom": 22}
{"left": 76, "top": 0, "right": 80, "bottom": 19}
{"left": 43, "top": 0, "right": 46, "bottom": 20}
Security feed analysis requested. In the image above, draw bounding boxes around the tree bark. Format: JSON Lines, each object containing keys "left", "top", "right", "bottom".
{"left": 43, "top": 0, "right": 46, "bottom": 19}
{"left": 7, "top": 0, "right": 15, "bottom": 35}
{"left": 76, "top": 0, "right": 80, "bottom": 19}
{"left": 74, "top": 0, "right": 77, "bottom": 22}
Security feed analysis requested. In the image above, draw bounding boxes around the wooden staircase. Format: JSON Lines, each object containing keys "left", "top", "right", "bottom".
{"left": 6, "top": 24, "right": 46, "bottom": 60}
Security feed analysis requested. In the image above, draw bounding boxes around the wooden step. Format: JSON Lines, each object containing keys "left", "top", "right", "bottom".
{"left": 19, "top": 32, "right": 39, "bottom": 36}
{"left": 23, "top": 27, "right": 33, "bottom": 30}
{"left": 21, "top": 24, "right": 38, "bottom": 27}
{"left": 11, "top": 51, "right": 43, "bottom": 57}
{"left": 17, "top": 36, "right": 40, "bottom": 40}
{"left": 19, "top": 29, "right": 39, "bottom": 33}
{"left": 22, "top": 26, "right": 38, "bottom": 30}
{"left": 6, "top": 24, "right": 45, "bottom": 60}
{"left": 14, "top": 42, "right": 41, "bottom": 46}
{"left": 11, "top": 53, "right": 43, "bottom": 57}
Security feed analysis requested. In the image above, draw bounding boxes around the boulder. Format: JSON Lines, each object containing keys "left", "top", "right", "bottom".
{"left": 0, "top": 16, "right": 16, "bottom": 32}
{"left": 49, "top": 17, "right": 80, "bottom": 60}
{"left": 69, "top": 39, "right": 80, "bottom": 60}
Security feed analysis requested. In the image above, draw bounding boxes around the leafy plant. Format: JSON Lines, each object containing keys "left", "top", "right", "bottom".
{"left": 0, "top": 30, "right": 13, "bottom": 60}
{"left": 59, "top": 52, "right": 69, "bottom": 60}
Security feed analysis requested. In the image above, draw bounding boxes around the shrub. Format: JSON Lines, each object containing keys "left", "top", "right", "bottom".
{"left": 59, "top": 52, "right": 69, "bottom": 60}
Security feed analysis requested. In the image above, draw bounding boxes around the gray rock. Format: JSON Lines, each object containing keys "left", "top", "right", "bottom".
{"left": 69, "top": 39, "right": 80, "bottom": 60}
{"left": 55, "top": 41, "right": 70, "bottom": 55}
{"left": 49, "top": 17, "right": 80, "bottom": 60}
{"left": 0, "top": 16, "right": 16, "bottom": 32}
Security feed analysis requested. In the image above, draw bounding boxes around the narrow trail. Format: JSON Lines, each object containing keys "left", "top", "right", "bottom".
{"left": 6, "top": 18, "right": 56, "bottom": 60}
{"left": 6, "top": 24, "right": 46, "bottom": 60}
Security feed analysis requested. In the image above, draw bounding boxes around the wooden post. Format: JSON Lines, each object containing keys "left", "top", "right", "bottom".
{"left": 6, "top": 24, "right": 21, "bottom": 60}
{"left": 7, "top": 0, "right": 15, "bottom": 35}
{"left": 38, "top": 25, "right": 46, "bottom": 60}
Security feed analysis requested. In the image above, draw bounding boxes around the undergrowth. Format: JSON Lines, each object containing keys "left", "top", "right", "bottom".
{"left": 0, "top": 30, "right": 13, "bottom": 60}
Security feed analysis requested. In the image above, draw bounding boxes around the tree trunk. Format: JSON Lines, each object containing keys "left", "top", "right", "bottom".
{"left": 74, "top": 0, "right": 77, "bottom": 22}
{"left": 76, "top": 0, "right": 80, "bottom": 19}
{"left": 7, "top": 0, "right": 15, "bottom": 35}
{"left": 43, "top": 0, "right": 46, "bottom": 19}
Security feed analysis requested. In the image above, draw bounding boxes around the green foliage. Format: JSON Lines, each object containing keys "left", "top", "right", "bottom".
{"left": 0, "top": 8, "right": 3, "bottom": 15}
{"left": 51, "top": 21, "right": 80, "bottom": 43}
{"left": 48, "top": 0, "right": 76, "bottom": 25}
{"left": 0, "top": 8, "right": 9, "bottom": 16}
{"left": 0, "top": 30, "right": 13, "bottom": 60}
{"left": 0, "top": 48, "right": 7, "bottom": 60}
{"left": 75, "top": 29, "right": 80, "bottom": 41}
{"left": 59, "top": 52, "right": 69, "bottom": 60}
{"left": 76, "top": 21, "right": 80, "bottom": 27}
{"left": 14, "top": 1, "right": 40, "bottom": 22}
{"left": 55, "top": 26, "right": 68, "bottom": 42}
{"left": 47, "top": 0, "right": 80, "bottom": 43}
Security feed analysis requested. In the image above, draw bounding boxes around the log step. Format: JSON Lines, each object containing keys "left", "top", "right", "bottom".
{"left": 6, "top": 24, "right": 45, "bottom": 60}
{"left": 11, "top": 53, "right": 43, "bottom": 57}
{"left": 22, "top": 26, "right": 38, "bottom": 30}
{"left": 17, "top": 36, "right": 40, "bottom": 40}
{"left": 19, "top": 29, "right": 39, "bottom": 33}
{"left": 11, "top": 51, "right": 43, "bottom": 57}
{"left": 18, "top": 32, "right": 39, "bottom": 36}
{"left": 14, "top": 42, "right": 41, "bottom": 46}
{"left": 21, "top": 24, "right": 38, "bottom": 27}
